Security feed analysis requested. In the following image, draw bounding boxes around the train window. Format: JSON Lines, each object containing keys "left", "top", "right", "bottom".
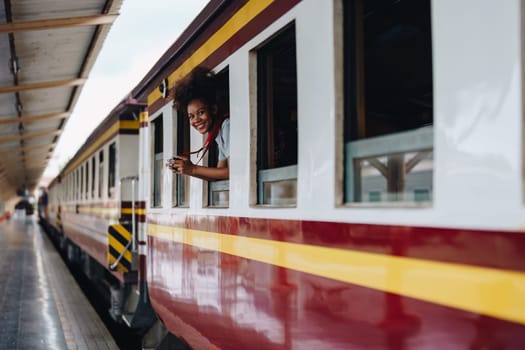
{"left": 256, "top": 23, "right": 298, "bottom": 206}
{"left": 84, "top": 161, "right": 89, "bottom": 200}
{"left": 151, "top": 115, "right": 164, "bottom": 208}
{"left": 207, "top": 67, "right": 230, "bottom": 208}
{"left": 74, "top": 173, "right": 77, "bottom": 200}
{"left": 80, "top": 165, "right": 84, "bottom": 201}
{"left": 172, "top": 108, "right": 190, "bottom": 208}
{"left": 108, "top": 142, "right": 116, "bottom": 198}
{"left": 91, "top": 156, "right": 96, "bottom": 199}
{"left": 74, "top": 170, "right": 77, "bottom": 201}
{"left": 98, "top": 150, "right": 104, "bottom": 199}
{"left": 84, "top": 163, "right": 87, "bottom": 200}
{"left": 76, "top": 169, "right": 80, "bottom": 200}
{"left": 343, "top": 0, "right": 433, "bottom": 204}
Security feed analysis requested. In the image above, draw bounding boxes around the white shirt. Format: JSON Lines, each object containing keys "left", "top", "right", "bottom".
{"left": 215, "top": 118, "right": 230, "bottom": 161}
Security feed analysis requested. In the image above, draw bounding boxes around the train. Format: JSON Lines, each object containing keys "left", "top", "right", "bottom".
{"left": 38, "top": 0, "right": 525, "bottom": 349}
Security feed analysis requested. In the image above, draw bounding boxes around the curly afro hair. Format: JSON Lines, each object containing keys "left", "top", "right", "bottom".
{"left": 173, "top": 66, "right": 218, "bottom": 113}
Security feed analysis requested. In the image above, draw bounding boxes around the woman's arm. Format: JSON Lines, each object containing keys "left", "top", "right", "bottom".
{"left": 188, "top": 160, "right": 229, "bottom": 180}
{"left": 169, "top": 156, "right": 229, "bottom": 180}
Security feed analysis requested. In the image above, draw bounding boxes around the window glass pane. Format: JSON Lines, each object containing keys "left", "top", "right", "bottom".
{"left": 344, "top": 0, "right": 433, "bottom": 203}
{"left": 85, "top": 162, "right": 89, "bottom": 199}
{"left": 80, "top": 165, "right": 84, "bottom": 200}
{"left": 207, "top": 67, "right": 230, "bottom": 208}
{"left": 74, "top": 170, "right": 77, "bottom": 201}
{"left": 263, "top": 179, "right": 297, "bottom": 206}
{"left": 368, "top": 191, "right": 381, "bottom": 202}
{"left": 257, "top": 23, "right": 298, "bottom": 206}
{"left": 151, "top": 115, "right": 163, "bottom": 207}
{"left": 414, "top": 188, "right": 431, "bottom": 202}
{"left": 91, "top": 157, "right": 96, "bottom": 199}
{"left": 172, "top": 110, "right": 190, "bottom": 207}
{"left": 211, "top": 189, "right": 229, "bottom": 207}
{"left": 354, "top": 150, "right": 433, "bottom": 202}
{"left": 108, "top": 143, "right": 116, "bottom": 198}
{"left": 98, "top": 150, "right": 104, "bottom": 198}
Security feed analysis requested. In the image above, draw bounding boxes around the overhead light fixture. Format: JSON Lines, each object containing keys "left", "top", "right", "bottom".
{"left": 10, "top": 57, "right": 20, "bottom": 75}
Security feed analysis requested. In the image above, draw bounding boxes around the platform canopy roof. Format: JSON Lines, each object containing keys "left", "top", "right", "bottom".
{"left": 0, "top": 0, "right": 122, "bottom": 202}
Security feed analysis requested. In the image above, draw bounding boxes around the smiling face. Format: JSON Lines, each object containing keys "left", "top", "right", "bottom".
{"left": 187, "top": 98, "right": 217, "bottom": 134}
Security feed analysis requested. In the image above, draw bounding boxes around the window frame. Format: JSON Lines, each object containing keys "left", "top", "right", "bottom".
{"left": 80, "top": 164, "right": 84, "bottom": 201}
{"left": 206, "top": 66, "right": 230, "bottom": 208}
{"left": 345, "top": 126, "right": 433, "bottom": 203}
{"left": 171, "top": 107, "right": 190, "bottom": 208}
{"left": 252, "top": 22, "right": 298, "bottom": 208}
{"left": 84, "top": 161, "right": 89, "bottom": 201}
{"left": 108, "top": 142, "right": 117, "bottom": 199}
{"left": 91, "top": 156, "right": 96, "bottom": 200}
{"left": 150, "top": 114, "right": 164, "bottom": 208}
{"left": 341, "top": 0, "right": 434, "bottom": 207}
{"left": 98, "top": 149, "right": 105, "bottom": 200}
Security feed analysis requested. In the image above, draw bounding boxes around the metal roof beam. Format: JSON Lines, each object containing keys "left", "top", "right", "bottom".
{"left": 3, "top": 152, "right": 51, "bottom": 163}
{"left": 0, "top": 112, "right": 69, "bottom": 125}
{"left": 0, "top": 129, "right": 61, "bottom": 145}
{"left": 9, "top": 162, "right": 48, "bottom": 171}
{"left": 0, "top": 78, "right": 86, "bottom": 94}
{"left": 0, "top": 142, "right": 53, "bottom": 155}
{"left": 0, "top": 14, "right": 119, "bottom": 34}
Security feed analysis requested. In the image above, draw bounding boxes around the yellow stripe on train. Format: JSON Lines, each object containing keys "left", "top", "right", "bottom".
{"left": 107, "top": 224, "right": 133, "bottom": 272}
{"left": 120, "top": 208, "right": 146, "bottom": 215}
{"left": 63, "top": 119, "right": 138, "bottom": 175}
{"left": 147, "top": 0, "right": 274, "bottom": 107}
{"left": 147, "top": 223, "right": 525, "bottom": 326}
{"left": 119, "top": 120, "right": 139, "bottom": 130}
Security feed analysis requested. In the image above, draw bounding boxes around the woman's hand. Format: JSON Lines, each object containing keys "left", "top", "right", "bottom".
{"left": 167, "top": 155, "right": 194, "bottom": 175}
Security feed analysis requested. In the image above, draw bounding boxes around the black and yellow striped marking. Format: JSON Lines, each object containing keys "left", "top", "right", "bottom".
{"left": 107, "top": 224, "right": 132, "bottom": 272}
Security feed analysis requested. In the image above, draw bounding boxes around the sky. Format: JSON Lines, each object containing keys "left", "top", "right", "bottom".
{"left": 41, "top": 0, "right": 208, "bottom": 184}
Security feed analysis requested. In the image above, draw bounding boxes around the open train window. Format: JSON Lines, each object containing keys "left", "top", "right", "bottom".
{"left": 207, "top": 67, "right": 230, "bottom": 208}
{"left": 78, "top": 169, "right": 81, "bottom": 200}
{"left": 256, "top": 23, "right": 298, "bottom": 206}
{"left": 98, "top": 150, "right": 104, "bottom": 199}
{"left": 343, "top": 0, "right": 433, "bottom": 204}
{"left": 74, "top": 169, "right": 77, "bottom": 201}
{"left": 151, "top": 115, "right": 164, "bottom": 208}
{"left": 74, "top": 170, "right": 78, "bottom": 201}
{"left": 76, "top": 169, "right": 79, "bottom": 201}
{"left": 84, "top": 161, "right": 89, "bottom": 200}
{"left": 172, "top": 108, "right": 190, "bottom": 208}
{"left": 80, "top": 165, "right": 85, "bottom": 201}
{"left": 108, "top": 142, "right": 116, "bottom": 198}
{"left": 91, "top": 156, "right": 96, "bottom": 199}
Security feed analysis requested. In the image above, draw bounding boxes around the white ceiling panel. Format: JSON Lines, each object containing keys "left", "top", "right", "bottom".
{"left": 0, "top": 0, "right": 122, "bottom": 200}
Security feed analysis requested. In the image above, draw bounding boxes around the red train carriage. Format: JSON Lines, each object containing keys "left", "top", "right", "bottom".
{"left": 42, "top": 0, "right": 525, "bottom": 349}
{"left": 44, "top": 98, "right": 152, "bottom": 325}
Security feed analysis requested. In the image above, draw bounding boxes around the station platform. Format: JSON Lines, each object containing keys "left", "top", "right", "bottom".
{"left": 0, "top": 215, "right": 118, "bottom": 350}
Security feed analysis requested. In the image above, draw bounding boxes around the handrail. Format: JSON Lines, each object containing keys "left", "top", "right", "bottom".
{"left": 119, "top": 175, "right": 138, "bottom": 251}
{"left": 109, "top": 240, "right": 132, "bottom": 271}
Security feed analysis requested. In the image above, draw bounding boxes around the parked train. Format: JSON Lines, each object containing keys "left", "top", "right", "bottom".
{"left": 39, "top": 0, "right": 525, "bottom": 349}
